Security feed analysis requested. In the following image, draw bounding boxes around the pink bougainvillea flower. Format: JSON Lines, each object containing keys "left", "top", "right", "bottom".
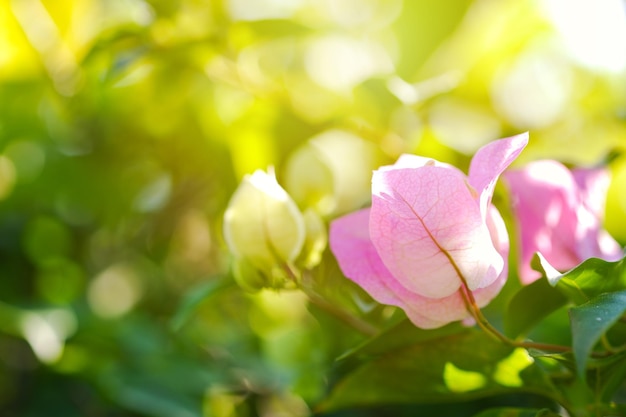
{"left": 504, "top": 160, "right": 623, "bottom": 284}
{"left": 329, "top": 134, "right": 528, "bottom": 329}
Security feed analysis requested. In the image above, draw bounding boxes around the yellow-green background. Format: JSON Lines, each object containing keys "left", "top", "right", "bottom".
{"left": 0, "top": 0, "right": 624, "bottom": 415}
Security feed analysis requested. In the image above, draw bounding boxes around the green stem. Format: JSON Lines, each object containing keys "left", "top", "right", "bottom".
{"left": 461, "top": 284, "right": 626, "bottom": 359}
{"left": 282, "top": 264, "right": 379, "bottom": 337}
{"left": 301, "top": 287, "right": 379, "bottom": 337}
{"left": 460, "top": 284, "right": 571, "bottom": 353}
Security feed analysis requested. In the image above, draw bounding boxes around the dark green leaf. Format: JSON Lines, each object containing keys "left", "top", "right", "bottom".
{"left": 505, "top": 277, "right": 568, "bottom": 338}
{"left": 338, "top": 318, "right": 465, "bottom": 360}
{"left": 321, "top": 329, "right": 559, "bottom": 411}
{"left": 569, "top": 290, "right": 626, "bottom": 379}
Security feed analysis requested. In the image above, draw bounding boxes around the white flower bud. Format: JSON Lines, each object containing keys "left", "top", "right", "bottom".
{"left": 223, "top": 168, "right": 305, "bottom": 271}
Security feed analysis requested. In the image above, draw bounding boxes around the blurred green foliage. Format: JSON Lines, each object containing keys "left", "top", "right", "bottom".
{"left": 0, "top": 0, "right": 625, "bottom": 416}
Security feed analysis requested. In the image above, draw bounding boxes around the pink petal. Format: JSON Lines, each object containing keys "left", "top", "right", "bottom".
{"left": 474, "top": 205, "right": 509, "bottom": 306}
{"left": 593, "top": 230, "right": 623, "bottom": 261}
{"left": 329, "top": 203, "right": 511, "bottom": 329}
{"left": 504, "top": 160, "right": 583, "bottom": 283}
{"left": 370, "top": 165, "right": 503, "bottom": 298}
{"left": 402, "top": 291, "right": 468, "bottom": 329}
{"left": 469, "top": 133, "right": 529, "bottom": 220}
{"left": 329, "top": 209, "right": 474, "bottom": 329}
{"left": 572, "top": 168, "right": 623, "bottom": 261}
{"left": 329, "top": 208, "right": 403, "bottom": 306}
{"left": 573, "top": 168, "right": 611, "bottom": 218}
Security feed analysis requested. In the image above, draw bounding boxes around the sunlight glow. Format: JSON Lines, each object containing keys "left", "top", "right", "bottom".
{"left": 429, "top": 98, "right": 501, "bottom": 154}
{"left": 491, "top": 45, "right": 571, "bottom": 129}
{"left": 493, "top": 348, "right": 534, "bottom": 387}
{"left": 305, "top": 35, "right": 393, "bottom": 92}
{"left": 10, "top": 0, "right": 79, "bottom": 95}
{"left": 227, "top": 0, "right": 304, "bottom": 21}
{"left": 443, "top": 362, "right": 487, "bottom": 393}
{"left": 541, "top": 0, "right": 626, "bottom": 73}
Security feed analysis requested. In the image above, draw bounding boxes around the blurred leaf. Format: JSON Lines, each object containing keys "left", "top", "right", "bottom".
{"left": 104, "top": 376, "right": 202, "bottom": 417}
{"left": 471, "top": 408, "right": 561, "bottom": 417}
{"left": 82, "top": 26, "right": 149, "bottom": 67}
{"left": 505, "top": 277, "right": 568, "bottom": 338}
{"left": 569, "top": 290, "right": 626, "bottom": 379}
{"left": 320, "top": 329, "right": 559, "bottom": 411}
{"left": 170, "top": 276, "right": 232, "bottom": 331}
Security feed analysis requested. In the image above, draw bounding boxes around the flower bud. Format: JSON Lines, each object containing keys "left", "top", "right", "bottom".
{"left": 223, "top": 168, "right": 305, "bottom": 273}
{"left": 298, "top": 209, "right": 328, "bottom": 269}
{"left": 231, "top": 257, "right": 268, "bottom": 293}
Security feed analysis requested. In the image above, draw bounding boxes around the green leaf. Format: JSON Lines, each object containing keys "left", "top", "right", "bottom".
{"left": 505, "top": 276, "right": 568, "bottom": 338}
{"left": 320, "top": 329, "right": 559, "bottom": 411}
{"left": 338, "top": 319, "right": 465, "bottom": 360}
{"left": 569, "top": 290, "right": 626, "bottom": 379}
{"left": 472, "top": 408, "right": 561, "bottom": 417}
{"left": 530, "top": 253, "right": 563, "bottom": 286}
{"left": 169, "top": 276, "right": 231, "bottom": 331}
{"left": 555, "top": 257, "right": 626, "bottom": 304}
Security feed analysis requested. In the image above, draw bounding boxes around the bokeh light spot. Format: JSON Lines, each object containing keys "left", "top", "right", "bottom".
{"left": 541, "top": 0, "right": 626, "bottom": 73}
{"left": 492, "top": 45, "right": 571, "bottom": 129}
{"left": 305, "top": 35, "right": 393, "bottom": 92}
{"left": 20, "top": 309, "right": 77, "bottom": 364}
{"left": 88, "top": 264, "right": 143, "bottom": 319}
{"left": 227, "top": 0, "right": 304, "bottom": 21}
{"left": 429, "top": 98, "right": 501, "bottom": 155}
